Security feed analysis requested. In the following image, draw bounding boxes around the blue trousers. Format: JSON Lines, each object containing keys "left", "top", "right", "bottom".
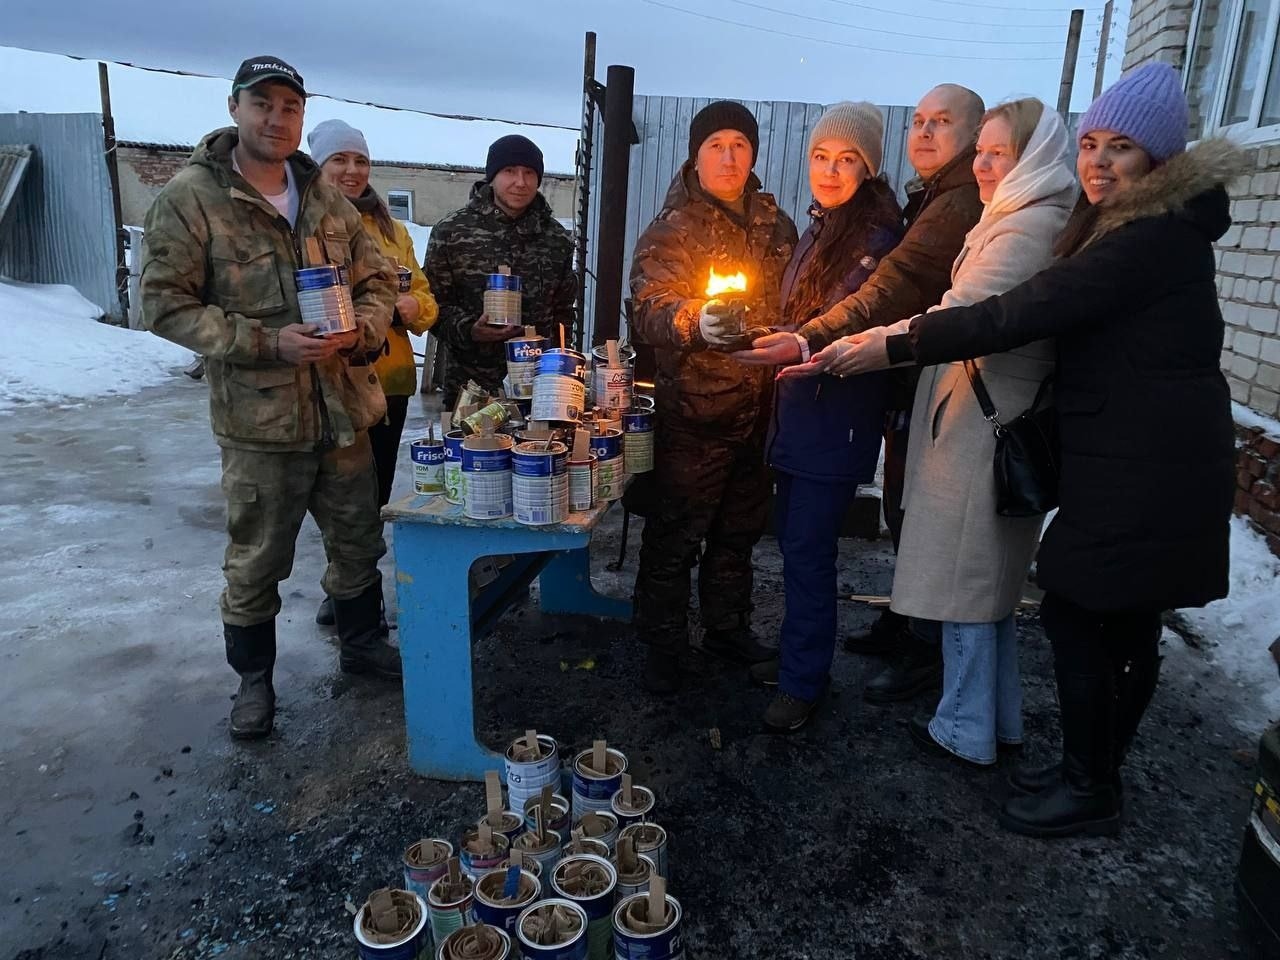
{"left": 775, "top": 472, "right": 859, "bottom": 702}
{"left": 928, "top": 615, "right": 1023, "bottom": 764}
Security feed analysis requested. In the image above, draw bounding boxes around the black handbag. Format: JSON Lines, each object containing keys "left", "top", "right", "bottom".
{"left": 962, "top": 360, "right": 1059, "bottom": 518}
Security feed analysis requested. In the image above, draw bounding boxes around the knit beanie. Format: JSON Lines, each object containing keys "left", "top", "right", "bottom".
{"left": 688, "top": 101, "right": 760, "bottom": 164}
{"left": 1078, "top": 62, "right": 1189, "bottom": 163}
{"left": 485, "top": 135, "right": 544, "bottom": 184}
{"left": 808, "top": 101, "right": 885, "bottom": 176}
{"left": 307, "top": 119, "right": 369, "bottom": 168}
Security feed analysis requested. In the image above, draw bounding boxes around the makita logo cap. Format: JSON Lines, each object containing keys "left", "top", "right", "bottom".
{"left": 232, "top": 56, "right": 306, "bottom": 97}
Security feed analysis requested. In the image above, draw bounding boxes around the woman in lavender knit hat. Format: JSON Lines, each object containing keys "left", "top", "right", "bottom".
{"left": 827, "top": 63, "right": 1248, "bottom": 838}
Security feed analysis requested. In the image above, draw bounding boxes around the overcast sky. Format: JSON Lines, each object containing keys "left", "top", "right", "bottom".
{"left": 1, "top": 0, "right": 1127, "bottom": 170}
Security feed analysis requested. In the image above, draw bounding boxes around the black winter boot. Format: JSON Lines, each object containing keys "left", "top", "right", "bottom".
{"left": 315, "top": 596, "right": 336, "bottom": 626}
{"left": 998, "top": 660, "right": 1121, "bottom": 838}
{"left": 224, "top": 621, "right": 276, "bottom": 740}
{"left": 863, "top": 630, "right": 943, "bottom": 704}
{"left": 643, "top": 637, "right": 685, "bottom": 695}
{"left": 843, "top": 607, "right": 907, "bottom": 656}
{"left": 702, "top": 616, "right": 774, "bottom": 665}
{"left": 334, "top": 581, "right": 402, "bottom": 679}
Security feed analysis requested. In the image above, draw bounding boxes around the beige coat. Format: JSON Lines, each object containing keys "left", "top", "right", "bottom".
{"left": 891, "top": 109, "right": 1076, "bottom": 623}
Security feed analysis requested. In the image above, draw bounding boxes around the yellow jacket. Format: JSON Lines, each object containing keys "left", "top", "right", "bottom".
{"left": 364, "top": 212, "right": 439, "bottom": 396}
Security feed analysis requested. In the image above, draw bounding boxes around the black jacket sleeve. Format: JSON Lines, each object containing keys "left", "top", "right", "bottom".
{"left": 904, "top": 219, "right": 1167, "bottom": 366}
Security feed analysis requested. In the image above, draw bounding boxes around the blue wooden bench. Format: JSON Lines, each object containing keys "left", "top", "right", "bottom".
{"left": 382, "top": 494, "right": 631, "bottom": 781}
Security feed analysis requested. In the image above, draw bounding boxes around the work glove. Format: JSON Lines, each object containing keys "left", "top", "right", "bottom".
{"left": 698, "top": 299, "right": 744, "bottom": 348}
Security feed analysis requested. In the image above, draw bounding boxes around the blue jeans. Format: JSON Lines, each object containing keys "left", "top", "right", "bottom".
{"left": 928, "top": 614, "right": 1022, "bottom": 764}
{"left": 775, "top": 472, "right": 858, "bottom": 702}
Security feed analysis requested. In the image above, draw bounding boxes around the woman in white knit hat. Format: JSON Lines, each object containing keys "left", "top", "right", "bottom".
{"left": 753, "top": 101, "right": 905, "bottom": 733}
{"left": 308, "top": 118, "right": 439, "bottom": 626}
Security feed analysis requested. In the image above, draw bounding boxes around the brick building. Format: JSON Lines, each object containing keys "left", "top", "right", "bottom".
{"left": 1123, "top": 0, "right": 1280, "bottom": 552}
{"left": 115, "top": 141, "right": 578, "bottom": 229}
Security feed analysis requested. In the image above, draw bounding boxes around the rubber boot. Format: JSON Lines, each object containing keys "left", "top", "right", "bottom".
{"left": 998, "top": 656, "right": 1121, "bottom": 838}
{"left": 224, "top": 620, "right": 276, "bottom": 740}
{"left": 1008, "top": 656, "right": 1159, "bottom": 798}
{"left": 702, "top": 615, "right": 774, "bottom": 665}
{"left": 844, "top": 607, "right": 907, "bottom": 656}
{"left": 315, "top": 596, "right": 336, "bottom": 626}
{"left": 334, "top": 580, "right": 402, "bottom": 679}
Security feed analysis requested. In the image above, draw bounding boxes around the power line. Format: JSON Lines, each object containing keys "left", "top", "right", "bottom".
{"left": 726, "top": 0, "right": 1063, "bottom": 42}
{"left": 818, "top": 0, "right": 1067, "bottom": 29}
{"left": 69, "top": 54, "right": 578, "bottom": 132}
{"left": 914, "top": 0, "right": 1101, "bottom": 11}
{"left": 641, "top": 0, "right": 1063, "bottom": 60}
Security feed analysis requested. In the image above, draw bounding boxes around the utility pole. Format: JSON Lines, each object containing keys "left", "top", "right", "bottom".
{"left": 1057, "top": 8, "right": 1086, "bottom": 117}
{"left": 1093, "top": 0, "right": 1115, "bottom": 100}
{"left": 98, "top": 62, "right": 129, "bottom": 324}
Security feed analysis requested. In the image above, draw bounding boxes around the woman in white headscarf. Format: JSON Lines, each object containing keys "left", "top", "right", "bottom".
{"left": 788, "top": 98, "right": 1076, "bottom": 765}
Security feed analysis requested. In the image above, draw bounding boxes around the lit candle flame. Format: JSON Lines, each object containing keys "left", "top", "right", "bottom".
{"left": 705, "top": 267, "right": 748, "bottom": 298}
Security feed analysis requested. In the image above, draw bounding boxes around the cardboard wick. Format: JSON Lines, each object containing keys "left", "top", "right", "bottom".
{"left": 592, "top": 739, "right": 607, "bottom": 775}
{"left": 478, "top": 821, "right": 493, "bottom": 851}
{"left": 525, "top": 728, "right": 538, "bottom": 753}
{"left": 606, "top": 338, "right": 620, "bottom": 367}
{"left": 485, "top": 770, "right": 504, "bottom": 824}
{"left": 622, "top": 772, "right": 633, "bottom": 806}
{"left": 558, "top": 324, "right": 565, "bottom": 349}
{"left": 498, "top": 264, "right": 511, "bottom": 276}
{"left": 534, "top": 803, "right": 545, "bottom": 844}
{"left": 572, "top": 428, "right": 590, "bottom": 461}
{"left": 618, "top": 836, "right": 636, "bottom": 871}
{"left": 441, "top": 411, "right": 452, "bottom": 437}
{"left": 648, "top": 875, "right": 666, "bottom": 924}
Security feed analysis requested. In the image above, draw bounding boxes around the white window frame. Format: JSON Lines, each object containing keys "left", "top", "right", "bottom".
{"left": 386, "top": 189, "right": 414, "bottom": 221}
{"left": 1185, "top": 0, "right": 1280, "bottom": 143}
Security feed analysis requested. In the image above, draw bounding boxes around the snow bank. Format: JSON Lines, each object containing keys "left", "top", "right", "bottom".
{"left": 400, "top": 220, "right": 432, "bottom": 261}
{"left": 0, "top": 280, "right": 190, "bottom": 411}
{"left": 1233, "top": 401, "right": 1280, "bottom": 439}
{"left": 1182, "top": 516, "right": 1280, "bottom": 736}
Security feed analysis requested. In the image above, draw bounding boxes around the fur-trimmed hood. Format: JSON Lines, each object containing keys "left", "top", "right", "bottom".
{"left": 1088, "top": 137, "right": 1249, "bottom": 243}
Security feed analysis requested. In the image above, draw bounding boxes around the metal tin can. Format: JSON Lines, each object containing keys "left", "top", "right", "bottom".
{"left": 609, "top": 785, "right": 655, "bottom": 829}
{"left": 611, "top": 853, "right": 655, "bottom": 900}
{"left": 459, "top": 828, "right": 511, "bottom": 881}
{"left": 612, "top": 892, "right": 683, "bottom": 960}
{"left": 572, "top": 811, "right": 619, "bottom": 854}
{"left": 515, "top": 898, "right": 589, "bottom": 960}
{"left": 462, "top": 401, "right": 510, "bottom": 436}
{"left": 531, "top": 374, "right": 586, "bottom": 423}
{"left": 505, "top": 733, "right": 562, "bottom": 812}
{"left": 411, "top": 437, "right": 446, "bottom": 496}
{"left": 512, "top": 441, "right": 569, "bottom": 526}
{"left": 462, "top": 436, "right": 514, "bottom": 521}
{"left": 618, "top": 822, "right": 668, "bottom": 881}
{"left": 444, "top": 430, "right": 466, "bottom": 505}
{"left": 622, "top": 410, "right": 654, "bottom": 475}
{"left": 510, "top": 828, "right": 564, "bottom": 877}
{"left": 506, "top": 336, "right": 549, "bottom": 400}
{"left": 396, "top": 265, "right": 413, "bottom": 293}
{"left": 523, "top": 792, "right": 572, "bottom": 837}
{"left": 571, "top": 748, "right": 628, "bottom": 821}
{"left": 484, "top": 274, "right": 524, "bottom": 326}
{"left": 567, "top": 455, "right": 597, "bottom": 513}
{"left": 295, "top": 264, "right": 358, "bottom": 336}
{"left": 436, "top": 923, "right": 511, "bottom": 960}
{"left": 476, "top": 811, "right": 527, "bottom": 847}
{"left": 427, "top": 874, "right": 475, "bottom": 949}
{"left": 550, "top": 855, "right": 617, "bottom": 960}
{"left": 472, "top": 869, "right": 542, "bottom": 940}
{"left": 353, "top": 891, "right": 430, "bottom": 960}
{"left": 538, "top": 348, "right": 588, "bottom": 381}
{"left": 403, "top": 839, "right": 453, "bottom": 903}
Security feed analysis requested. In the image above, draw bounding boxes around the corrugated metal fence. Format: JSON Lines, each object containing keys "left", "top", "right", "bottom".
{"left": 0, "top": 113, "right": 119, "bottom": 319}
{"left": 583, "top": 95, "right": 918, "bottom": 344}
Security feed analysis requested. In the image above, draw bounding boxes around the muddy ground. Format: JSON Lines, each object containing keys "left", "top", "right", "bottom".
{"left": 0, "top": 381, "right": 1271, "bottom": 959}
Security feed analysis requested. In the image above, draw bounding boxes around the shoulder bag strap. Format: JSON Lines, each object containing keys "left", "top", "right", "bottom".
{"left": 962, "top": 359, "right": 1003, "bottom": 428}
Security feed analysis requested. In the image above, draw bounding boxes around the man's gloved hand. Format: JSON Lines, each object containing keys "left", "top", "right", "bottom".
{"left": 698, "top": 299, "right": 744, "bottom": 348}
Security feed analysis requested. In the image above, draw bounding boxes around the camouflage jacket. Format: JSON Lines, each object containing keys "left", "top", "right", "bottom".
{"left": 423, "top": 183, "right": 576, "bottom": 400}
{"left": 141, "top": 127, "right": 397, "bottom": 452}
{"left": 630, "top": 163, "right": 797, "bottom": 440}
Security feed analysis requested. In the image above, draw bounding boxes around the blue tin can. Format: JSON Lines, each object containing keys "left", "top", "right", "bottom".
{"left": 516, "top": 898, "right": 590, "bottom": 960}
{"left": 537, "top": 348, "right": 588, "bottom": 381}
{"left": 462, "top": 441, "right": 513, "bottom": 473}
{"left": 512, "top": 442, "right": 568, "bottom": 478}
{"left": 295, "top": 263, "right": 350, "bottom": 291}
{"left": 506, "top": 336, "right": 550, "bottom": 399}
{"left": 622, "top": 410, "right": 653, "bottom": 434}
{"left": 611, "top": 893, "right": 684, "bottom": 960}
{"left": 487, "top": 273, "right": 524, "bottom": 293}
{"left": 352, "top": 892, "right": 430, "bottom": 960}
{"left": 473, "top": 868, "right": 541, "bottom": 940}
{"left": 588, "top": 429, "right": 623, "bottom": 463}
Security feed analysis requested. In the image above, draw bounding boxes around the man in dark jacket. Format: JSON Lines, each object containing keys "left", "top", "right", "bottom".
{"left": 141, "top": 56, "right": 400, "bottom": 741}
{"left": 630, "top": 101, "right": 798, "bottom": 694}
{"left": 735, "top": 84, "right": 985, "bottom": 703}
{"left": 423, "top": 135, "right": 577, "bottom": 408}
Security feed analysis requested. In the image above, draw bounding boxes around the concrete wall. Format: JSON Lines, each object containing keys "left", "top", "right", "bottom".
{"left": 116, "top": 144, "right": 577, "bottom": 228}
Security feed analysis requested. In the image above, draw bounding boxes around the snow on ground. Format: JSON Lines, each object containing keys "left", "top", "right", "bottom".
{"left": 400, "top": 220, "right": 432, "bottom": 261}
{"left": 1233, "top": 400, "right": 1280, "bottom": 438}
{"left": 1180, "top": 516, "right": 1280, "bottom": 736}
{"left": 0, "top": 280, "right": 189, "bottom": 411}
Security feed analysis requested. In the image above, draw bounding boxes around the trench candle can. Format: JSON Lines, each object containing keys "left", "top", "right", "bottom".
{"left": 507, "top": 336, "right": 549, "bottom": 400}
{"left": 295, "top": 264, "right": 358, "bottom": 336}
{"left": 612, "top": 893, "right": 684, "bottom": 960}
{"left": 411, "top": 438, "right": 446, "bottom": 496}
{"left": 516, "top": 899, "right": 589, "bottom": 960}
{"left": 353, "top": 891, "right": 430, "bottom": 960}
{"left": 444, "top": 430, "right": 466, "bottom": 505}
{"left": 403, "top": 839, "right": 453, "bottom": 903}
{"left": 396, "top": 264, "right": 413, "bottom": 293}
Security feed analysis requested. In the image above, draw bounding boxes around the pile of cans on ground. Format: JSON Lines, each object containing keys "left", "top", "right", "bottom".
{"left": 352, "top": 732, "right": 683, "bottom": 960}
{"left": 409, "top": 332, "right": 654, "bottom": 527}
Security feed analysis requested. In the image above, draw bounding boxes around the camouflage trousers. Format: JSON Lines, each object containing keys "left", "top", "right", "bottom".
{"left": 219, "top": 433, "right": 386, "bottom": 626}
{"left": 632, "top": 421, "right": 769, "bottom": 650}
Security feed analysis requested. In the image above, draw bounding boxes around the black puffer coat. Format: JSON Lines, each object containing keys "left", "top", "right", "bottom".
{"left": 892, "top": 139, "right": 1247, "bottom": 613}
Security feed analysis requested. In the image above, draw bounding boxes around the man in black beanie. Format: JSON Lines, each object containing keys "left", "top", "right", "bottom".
{"left": 629, "top": 101, "right": 798, "bottom": 694}
{"left": 424, "top": 134, "right": 575, "bottom": 406}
